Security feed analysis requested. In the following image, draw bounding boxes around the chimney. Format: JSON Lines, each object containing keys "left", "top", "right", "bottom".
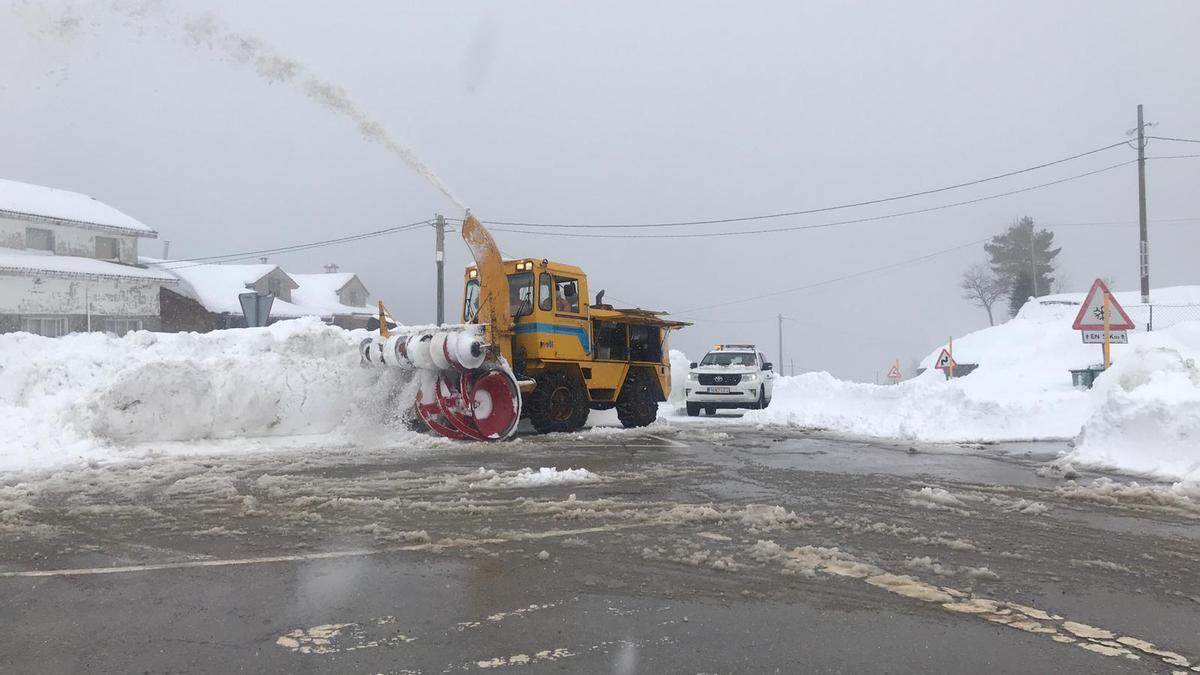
{"left": 162, "top": 240, "right": 170, "bottom": 259}
{"left": 324, "top": 263, "right": 340, "bottom": 274}
{"left": 259, "top": 257, "right": 268, "bottom": 264}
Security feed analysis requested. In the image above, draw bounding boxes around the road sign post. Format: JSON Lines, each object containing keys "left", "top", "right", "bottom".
{"left": 948, "top": 336, "right": 955, "bottom": 379}
{"left": 1103, "top": 292, "right": 1111, "bottom": 371}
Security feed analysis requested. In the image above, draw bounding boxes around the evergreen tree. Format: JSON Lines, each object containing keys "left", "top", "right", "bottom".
{"left": 984, "top": 216, "right": 1059, "bottom": 316}
{"left": 1008, "top": 270, "right": 1036, "bottom": 318}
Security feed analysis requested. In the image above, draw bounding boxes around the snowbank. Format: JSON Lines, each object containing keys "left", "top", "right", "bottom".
{"left": 0, "top": 318, "right": 407, "bottom": 472}
{"left": 684, "top": 286, "right": 1200, "bottom": 482}
{"left": 1068, "top": 331, "right": 1200, "bottom": 483}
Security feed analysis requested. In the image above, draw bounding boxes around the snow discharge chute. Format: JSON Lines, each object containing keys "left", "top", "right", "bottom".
{"left": 360, "top": 212, "right": 523, "bottom": 441}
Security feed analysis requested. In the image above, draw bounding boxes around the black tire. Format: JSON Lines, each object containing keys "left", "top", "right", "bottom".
{"left": 616, "top": 370, "right": 659, "bottom": 428}
{"left": 527, "top": 371, "right": 589, "bottom": 434}
{"left": 755, "top": 387, "right": 767, "bottom": 410}
{"left": 705, "top": 406, "right": 717, "bottom": 416}
{"left": 763, "top": 388, "right": 772, "bottom": 409}
{"left": 686, "top": 402, "right": 700, "bottom": 417}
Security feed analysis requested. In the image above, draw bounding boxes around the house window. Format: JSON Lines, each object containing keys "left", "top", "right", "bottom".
{"left": 95, "top": 236, "right": 120, "bottom": 261}
{"left": 26, "top": 228, "right": 54, "bottom": 252}
{"left": 343, "top": 290, "right": 366, "bottom": 307}
{"left": 102, "top": 318, "right": 142, "bottom": 336}
{"left": 267, "top": 278, "right": 283, "bottom": 298}
{"left": 21, "top": 316, "right": 69, "bottom": 337}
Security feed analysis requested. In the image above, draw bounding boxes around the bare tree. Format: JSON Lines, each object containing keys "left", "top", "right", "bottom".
{"left": 960, "top": 263, "right": 1008, "bottom": 326}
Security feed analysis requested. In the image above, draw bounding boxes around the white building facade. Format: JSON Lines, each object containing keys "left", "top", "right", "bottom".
{"left": 0, "top": 179, "right": 174, "bottom": 336}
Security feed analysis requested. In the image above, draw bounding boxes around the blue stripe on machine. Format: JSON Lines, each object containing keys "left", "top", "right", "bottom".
{"left": 514, "top": 323, "right": 591, "bottom": 352}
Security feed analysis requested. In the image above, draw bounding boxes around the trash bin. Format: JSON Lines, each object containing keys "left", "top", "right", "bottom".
{"left": 1068, "top": 364, "right": 1107, "bottom": 389}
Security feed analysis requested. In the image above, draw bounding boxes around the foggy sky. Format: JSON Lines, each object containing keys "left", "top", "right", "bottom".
{"left": 2, "top": 1, "right": 1198, "bottom": 380}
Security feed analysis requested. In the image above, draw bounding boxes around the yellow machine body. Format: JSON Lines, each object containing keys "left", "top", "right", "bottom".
{"left": 459, "top": 216, "right": 687, "bottom": 430}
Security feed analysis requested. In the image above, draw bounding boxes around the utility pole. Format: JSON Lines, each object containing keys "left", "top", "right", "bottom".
{"left": 1029, "top": 221, "right": 1038, "bottom": 297}
{"left": 1137, "top": 104, "right": 1151, "bottom": 303}
{"left": 435, "top": 214, "right": 446, "bottom": 325}
{"left": 777, "top": 313, "right": 784, "bottom": 374}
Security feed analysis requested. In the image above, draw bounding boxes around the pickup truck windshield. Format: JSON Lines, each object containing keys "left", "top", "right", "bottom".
{"left": 700, "top": 352, "right": 756, "bottom": 367}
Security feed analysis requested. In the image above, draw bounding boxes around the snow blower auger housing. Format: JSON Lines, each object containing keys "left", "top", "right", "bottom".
{"left": 360, "top": 213, "right": 688, "bottom": 440}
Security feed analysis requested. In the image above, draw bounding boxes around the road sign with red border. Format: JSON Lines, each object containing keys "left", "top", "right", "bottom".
{"left": 887, "top": 364, "right": 901, "bottom": 379}
{"left": 1072, "top": 279, "right": 1135, "bottom": 331}
{"left": 934, "top": 349, "right": 956, "bottom": 369}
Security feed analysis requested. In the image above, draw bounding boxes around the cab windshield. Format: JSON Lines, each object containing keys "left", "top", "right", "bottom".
{"left": 508, "top": 272, "right": 534, "bottom": 316}
{"left": 700, "top": 351, "right": 756, "bottom": 367}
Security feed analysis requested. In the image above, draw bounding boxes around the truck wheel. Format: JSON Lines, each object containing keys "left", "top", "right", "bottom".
{"left": 755, "top": 387, "right": 767, "bottom": 409}
{"left": 616, "top": 370, "right": 659, "bottom": 428}
{"left": 705, "top": 406, "right": 716, "bottom": 416}
{"left": 686, "top": 402, "right": 700, "bottom": 417}
{"left": 527, "top": 371, "right": 589, "bottom": 434}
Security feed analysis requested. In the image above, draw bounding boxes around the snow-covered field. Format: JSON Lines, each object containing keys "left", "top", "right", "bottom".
{"left": 665, "top": 286, "right": 1200, "bottom": 484}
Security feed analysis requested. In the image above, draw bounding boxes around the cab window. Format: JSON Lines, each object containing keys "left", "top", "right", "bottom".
{"left": 508, "top": 272, "right": 534, "bottom": 317}
{"left": 538, "top": 272, "right": 553, "bottom": 311}
{"left": 554, "top": 276, "right": 580, "bottom": 314}
{"left": 463, "top": 279, "right": 480, "bottom": 322}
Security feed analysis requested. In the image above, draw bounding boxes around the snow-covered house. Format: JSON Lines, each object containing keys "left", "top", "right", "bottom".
{"left": 0, "top": 178, "right": 174, "bottom": 336}
{"left": 154, "top": 263, "right": 372, "bottom": 331}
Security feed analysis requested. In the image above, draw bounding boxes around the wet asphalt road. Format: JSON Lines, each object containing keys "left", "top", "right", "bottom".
{"left": 1, "top": 422, "right": 1198, "bottom": 673}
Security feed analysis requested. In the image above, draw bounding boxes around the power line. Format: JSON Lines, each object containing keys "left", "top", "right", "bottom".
{"left": 483, "top": 160, "right": 1137, "bottom": 240}
{"left": 676, "top": 237, "right": 990, "bottom": 316}
{"left": 1044, "top": 217, "right": 1200, "bottom": 227}
{"left": 447, "top": 140, "right": 1128, "bottom": 230}
{"left": 1148, "top": 153, "right": 1200, "bottom": 161}
{"left": 162, "top": 219, "right": 433, "bottom": 269}
{"left": 1149, "top": 135, "right": 1200, "bottom": 144}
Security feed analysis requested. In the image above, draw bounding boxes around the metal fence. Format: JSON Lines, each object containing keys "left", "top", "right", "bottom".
{"left": 1124, "top": 303, "right": 1200, "bottom": 332}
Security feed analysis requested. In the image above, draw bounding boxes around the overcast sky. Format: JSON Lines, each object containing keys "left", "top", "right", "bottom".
{"left": 2, "top": 1, "right": 1198, "bottom": 380}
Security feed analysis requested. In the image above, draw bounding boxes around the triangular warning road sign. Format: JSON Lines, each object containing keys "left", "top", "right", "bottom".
{"left": 934, "top": 349, "right": 956, "bottom": 369}
{"left": 1072, "top": 279, "right": 1135, "bottom": 331}
{"left": 887, "top": 364, "right": 901, "bottom": 379}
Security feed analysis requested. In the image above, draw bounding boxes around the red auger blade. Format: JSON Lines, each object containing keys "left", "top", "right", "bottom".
{"left": 414, "top": 369, "right": 522, "bottom": 441}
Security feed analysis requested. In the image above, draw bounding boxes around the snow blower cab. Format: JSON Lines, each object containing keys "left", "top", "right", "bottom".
{"left": 361, "top": 213, "right": 687, "bottom": 440}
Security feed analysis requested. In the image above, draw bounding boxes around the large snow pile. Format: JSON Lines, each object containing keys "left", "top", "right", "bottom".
{"left": 705, "top": 286, "right": 1200, "bottom": 482}
{"left": 0, "top": 318, "right": 408, "bottom": 472}
{"left": 1070, "top": 331, "right": 1200, "bottom": 482}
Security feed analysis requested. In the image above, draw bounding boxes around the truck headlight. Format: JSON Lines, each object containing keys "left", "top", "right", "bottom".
{"left": 742, "top": 373, "right": 757, "bottom": 382}
{"left": 687, "top": 373, "right": 698, "bottom": 381}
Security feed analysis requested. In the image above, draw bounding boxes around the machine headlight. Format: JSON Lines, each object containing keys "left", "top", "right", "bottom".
{"left": 687, "top": 372, "right": 698, "bottom": 381}
{"left": 742, "top": 373, "right": 758, "bottom": 382}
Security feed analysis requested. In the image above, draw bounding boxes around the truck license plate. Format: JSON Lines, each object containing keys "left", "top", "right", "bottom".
{"left": 711, "top": 387, "right": 730, "bottom": 394}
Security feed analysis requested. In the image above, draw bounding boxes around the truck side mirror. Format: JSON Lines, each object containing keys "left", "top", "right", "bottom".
{"left": 689, "top": 362, "right": 698, "bottom": 369}
{"left": 762, "top": 362, "right": 773, "bottom": 371}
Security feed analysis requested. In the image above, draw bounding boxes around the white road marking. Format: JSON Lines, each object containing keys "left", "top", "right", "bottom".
{"left": 0, "top": 546, "right": 416, "bottom": 578}
{"left": 0, "top": 525, "right": 638, "bottom": 579}
{"left": 567, "top": 433, "right": 689, "bottom": 449}
{"left": 645, "top": 434, "right": 690, "bottom": 448}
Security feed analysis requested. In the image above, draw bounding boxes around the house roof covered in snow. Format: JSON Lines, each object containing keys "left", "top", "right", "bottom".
{"left": 154, "top": 263, "right": 302, "bottom": 316}
{"left": 0, "top": 247, "right": 177, "bottom": 283}
{"left": 289, "top": 273, "right": 371, "bottom": 316}
{"left": 150, "top": 262, "right": 371, "bottom": 318}
{"left": 0, "top": 178, "right": 158, "bottom": 237}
